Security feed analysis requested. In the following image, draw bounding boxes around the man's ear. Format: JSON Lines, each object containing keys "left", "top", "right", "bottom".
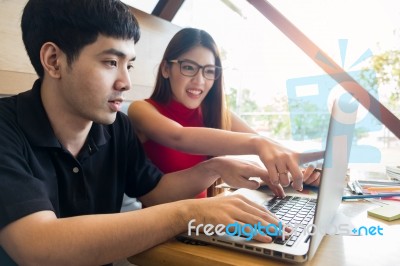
{"left": 40, "top": 42, "right": 62, "bottom": 78}
{"left": 161, "top": 60, "right": 170, "bottom": 79}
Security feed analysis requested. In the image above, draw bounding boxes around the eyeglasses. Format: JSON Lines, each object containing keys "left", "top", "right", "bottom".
{"left": 169, "top": 59, "right": 222, "bottom": 80}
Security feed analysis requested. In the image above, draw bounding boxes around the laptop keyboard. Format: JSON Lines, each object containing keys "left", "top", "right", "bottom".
{"left": 264, "top": 196, "right": 316, "bottom": 246}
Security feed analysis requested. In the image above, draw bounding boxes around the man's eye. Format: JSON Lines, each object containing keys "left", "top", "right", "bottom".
{"left": 106, "top": 60, "right": 117, "bottom": 67}
{"left": 128, "top": 64, "right": 134, "bottom": 71}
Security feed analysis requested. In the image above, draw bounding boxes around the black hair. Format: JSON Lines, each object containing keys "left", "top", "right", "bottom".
{"left": 21, "top": 0, "right": 140, "bottom": 78}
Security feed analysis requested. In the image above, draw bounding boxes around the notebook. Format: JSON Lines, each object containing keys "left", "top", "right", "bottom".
{"left": 178, "top": 96, "right": 358, "bottom": 263}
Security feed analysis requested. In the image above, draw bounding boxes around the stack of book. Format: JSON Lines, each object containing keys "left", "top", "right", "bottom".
{"left": 386, "top": 165, "right": 400, "bottom": 181}
{"left": 343, "top": 179, "right": 400, "bottom": 200}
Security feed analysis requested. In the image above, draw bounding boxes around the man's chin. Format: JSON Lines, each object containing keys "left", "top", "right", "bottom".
{"left": 95, "top": 113, "right": 117, "bottom": 125}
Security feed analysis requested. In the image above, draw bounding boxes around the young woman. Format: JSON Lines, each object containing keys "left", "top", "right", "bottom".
{"left": 128, "top": 28, "right": 321, "bottom": 198}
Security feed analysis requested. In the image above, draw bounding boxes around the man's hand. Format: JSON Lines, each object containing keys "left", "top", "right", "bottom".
{"left": 206, "top": 157, "right": 285, "bottom": 198}
{"left": 188, "top": 194, "right": 288, "bottom": 243}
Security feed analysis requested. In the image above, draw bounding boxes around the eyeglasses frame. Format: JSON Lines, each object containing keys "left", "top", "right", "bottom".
{"left": 168, "top": 59, "right": 222, "bottom": 80}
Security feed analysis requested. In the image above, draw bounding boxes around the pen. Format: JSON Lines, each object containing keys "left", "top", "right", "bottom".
{"left": 342, "top": 193, "right": 400, "bottom": 200}
{"left": 352, "top": 180, "right": 364, "bottom": 195}
{"left": 358, "top": 180, "right": 400, "bottom": 186}
{"left": 347, "top": 182, "right": 357, "bottom": 194}
{"left": 366, "top": 186, "right": 400, "bottom": 192}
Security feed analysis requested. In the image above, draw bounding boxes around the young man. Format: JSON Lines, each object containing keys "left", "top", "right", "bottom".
{"left": 0, "top": 1, "right": 284, "bottom": 265}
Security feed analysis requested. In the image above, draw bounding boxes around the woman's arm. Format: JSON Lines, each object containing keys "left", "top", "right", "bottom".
{"left": 129, "top": 101, "right": 275, "bottom": 156}
{"left": 128, "top": 100, "right": 323, "bottom": 190}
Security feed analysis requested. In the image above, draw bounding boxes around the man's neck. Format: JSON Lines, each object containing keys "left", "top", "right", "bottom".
{"left": 40, "top": 79, "right": 92, "bottom": 157}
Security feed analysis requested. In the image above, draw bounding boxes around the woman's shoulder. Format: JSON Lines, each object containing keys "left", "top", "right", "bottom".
{"left": 129, "top": 99, "right": 153, "bottom": 110}
{"left": 128, "top": 99, "right": 160, "bottom": 119}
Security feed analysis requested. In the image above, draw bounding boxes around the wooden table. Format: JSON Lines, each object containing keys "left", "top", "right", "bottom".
{"left": 129, "top": 200, "right": 400, "bottom": 266}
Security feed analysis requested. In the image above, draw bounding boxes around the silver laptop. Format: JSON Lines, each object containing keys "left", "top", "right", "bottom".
{"left": 178, "top": 96, "right": 358, "bottom": 263}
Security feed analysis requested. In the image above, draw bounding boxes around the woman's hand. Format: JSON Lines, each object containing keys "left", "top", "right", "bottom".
{"left": 302, "top": 165, "right": 321, "bottom": 186}
{"left": 254, "top": 136, "right": 324, "bottom": 191}
{"left": 206, "top": 157, "right": 285, "bottom": 197}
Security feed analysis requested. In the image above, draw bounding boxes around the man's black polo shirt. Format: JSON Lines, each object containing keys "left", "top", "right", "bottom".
{"left": 0, "top": 80, "right": 163, "bottom": 264}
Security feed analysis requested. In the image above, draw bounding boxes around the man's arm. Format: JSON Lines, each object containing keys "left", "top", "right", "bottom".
{"left": 0, "top": 205, "right": 187, "bottom": 266}
{"left": 1, "top": 194, "right": 278, "bottom": 266}
{"left": 0, "top": 157, "right": 283, "bottom": 266}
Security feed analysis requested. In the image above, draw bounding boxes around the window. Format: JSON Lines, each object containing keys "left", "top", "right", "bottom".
{"left": 126, "top": 0, "right": 400, "bottom": 174}
{"left": 121, "top": 0, "right": 158, "bottom": 14}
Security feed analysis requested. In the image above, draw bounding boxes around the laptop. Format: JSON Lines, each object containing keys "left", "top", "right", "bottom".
{"left": 178, "top": 96, "right": 358, "bottom": 263}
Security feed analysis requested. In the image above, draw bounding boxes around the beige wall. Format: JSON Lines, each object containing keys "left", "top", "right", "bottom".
{"left": 127, "top": 7, "right": 181, "bottom": 101}
{"left": 0, "top": 0, "right": 181, "bottom": 101}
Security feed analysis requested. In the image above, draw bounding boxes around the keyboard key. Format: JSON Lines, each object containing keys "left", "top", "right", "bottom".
{"left": 286, "top": 240, "right": 295, "bottom": 246}
{"left": 274, "top": 238, "right": 287, "bottom": 245}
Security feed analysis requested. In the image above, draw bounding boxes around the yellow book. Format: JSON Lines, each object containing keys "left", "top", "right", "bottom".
{"left": 367, "top": 205, "right": 400, "bottom": 221}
